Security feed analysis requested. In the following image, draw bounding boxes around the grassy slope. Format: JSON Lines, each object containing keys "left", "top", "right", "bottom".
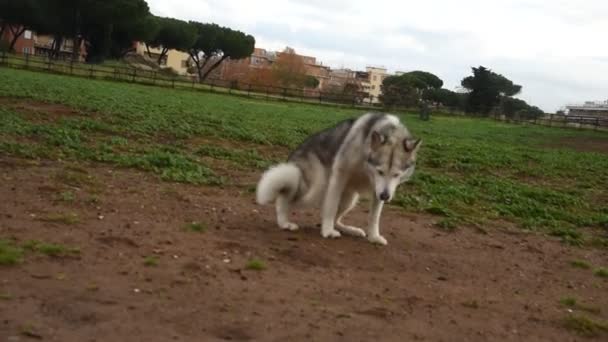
{"left": 1, "top": 68, "right": 607, "bottom": 245}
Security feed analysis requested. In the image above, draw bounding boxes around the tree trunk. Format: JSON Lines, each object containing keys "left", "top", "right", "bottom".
{"left": 120, "top": 47, "right": 136, "bottom": 58}
{"left": 157, "top": 47, "right": 168, "bottom": 65}
{"left": 145, "top": 44, "right": 152, "bottom": 58}
{"left": 200, "top": 55, "right": 228, "bottom": 82}
{"left": 8, "top": 26, "right": 26, "bottom": 52}
{"left": 71, "top": 8, "right": 81, "bottom": 62}
{"left": 51, "top": 36, "right": 63, "bottom": 59}
{"left": 0, "top": 23, "right": 6, "bottom": 39}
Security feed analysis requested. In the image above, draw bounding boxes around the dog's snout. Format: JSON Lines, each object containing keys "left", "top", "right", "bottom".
{"left": 379, "top": 190, "right": 390, "bottom": 201}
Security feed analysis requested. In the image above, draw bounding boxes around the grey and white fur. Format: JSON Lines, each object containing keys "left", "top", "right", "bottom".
{"left": 256, "top": 112, "right": 421, "bottom": 245}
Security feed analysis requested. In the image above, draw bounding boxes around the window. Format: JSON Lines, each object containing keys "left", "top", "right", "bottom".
{"left": 24, "top": 30, "right": 32, "bottom": 40}
{"left": 181, "top": 60, "right": 188, "bottom": 68}
{"left": 23, "top": 47, "right": 31, "bottom": 54}
{"left": 373, "top": 75, "right": 377, "bottom": 81}
{"left": 372, "top": 85, "right": 376, "bottom": 90}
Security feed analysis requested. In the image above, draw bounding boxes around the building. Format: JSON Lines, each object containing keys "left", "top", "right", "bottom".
{"left": 565, "top": 100, "right": 608, "bottom": 118}
{"left": 1, "top": 25, "right": 86, "bottom": 61}
{"left": 134, "top": 42, "right": 192, "bottom": 76}
{"left": 359, "top": 66, "right": 390, "bottom": 103}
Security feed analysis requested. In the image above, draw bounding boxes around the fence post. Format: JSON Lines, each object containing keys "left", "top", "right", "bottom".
{"left": 89, "top": 65, "right": 94, "bottom": 78}
{"left": 0, "top": 50, "right": 6, "bottom": 66}
{"left": 247, "top": 84, "right": 252, "bottom": 97}
{"left": 172, "top": 77, "right": 176, "bottom": 88}
{"left": 549, "top": 114, "right": 554, "bottom": 126}
{"left": 191, "top": 78, "right": 196, "bottom": 90}
{"left": 69, "top": 58, "right": 74, "bottom": 75}
{"left": 319, "top": 91, "right": 322, "bottom": 103}
{"left": 46, "top": 57, "right": 52, "bottom": 72}
{"left": 266, "top": 86, "right": 270, "bottom": 101}
{"left": 596, "top": 117, "right": 600, "bottom": 131}
{"left": 152, "top": 72, "right": 157, "bottom": 85}
{"left": 210, "top": 79, "right": 214, "bottom": 92}
{"left": 132, "top": 69, "right": 136, "bottom": 83}
{"left": 282, "top": 87, "right": 287, "bottom": 101}
{"left": 24, "top": 53, "right": 30, "bottom": 69}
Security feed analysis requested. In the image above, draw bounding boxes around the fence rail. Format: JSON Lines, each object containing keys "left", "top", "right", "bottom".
{"left": 1, "top": 51, "right": 607, "bottom": 132}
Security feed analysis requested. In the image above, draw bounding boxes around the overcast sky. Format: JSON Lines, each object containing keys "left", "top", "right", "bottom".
{"left": 147, "top": 0, "right": 608, "bottom": 112}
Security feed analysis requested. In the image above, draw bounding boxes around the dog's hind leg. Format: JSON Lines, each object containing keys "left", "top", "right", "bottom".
{"left": 335, "top": 192, "right": 366, "bottom": 238}
{"left": 275, "top": 195, "right": 299, "bottom": 231}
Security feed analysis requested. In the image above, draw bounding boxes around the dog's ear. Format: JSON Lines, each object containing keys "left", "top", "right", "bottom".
{"left": 404, "top": 139, "right": 422, "bottom": 153}
{"left": 371, "top": 131, "right": 384, "bottom": 150}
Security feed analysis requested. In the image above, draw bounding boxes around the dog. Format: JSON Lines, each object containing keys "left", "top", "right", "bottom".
{"left": 255, "top": 112, "right": 421, "bottom": 245}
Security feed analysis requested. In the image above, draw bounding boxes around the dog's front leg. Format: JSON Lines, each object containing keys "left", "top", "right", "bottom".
{"left": 320, "top": 173, "right": 347, "bottom": 238}
{"left": 367, "top": 197, "right": 387, "bottom": 245}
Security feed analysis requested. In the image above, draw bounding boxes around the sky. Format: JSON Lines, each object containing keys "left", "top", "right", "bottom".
{"left": 146, "top": 0, "right": 608, "bottom": 112}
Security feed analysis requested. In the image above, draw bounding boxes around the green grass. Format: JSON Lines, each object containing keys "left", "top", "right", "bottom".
{"left": 37, "top": 212, "right": 80, "bottom": 225}
{"left": 1, "top": 68, "right": 608, "bottom": 243}
{"left": 562, "top": 315, "right": 608, "bottom": 337}
{"left": 245, "top": 259, "right": 266, "bottom": 271}
{"left": 184, "top": 222, "right": 207, "bottom": 233}
{"left": 0, "top": 240, "right": 24, "bottom": 265}
{"left": 559, "top": 297, "right": 601, "bottom": 314}
{"left": 22, "top": 240, "right": 80, "bottom": 257}
{"left": 570, "top": 260, "right": 591, "bottom": 269}
{"left": 143, "top": 256, "right": 159, "bottom": 267}
{"left": 594, "top": 268, "right": 608, "bottom": 278}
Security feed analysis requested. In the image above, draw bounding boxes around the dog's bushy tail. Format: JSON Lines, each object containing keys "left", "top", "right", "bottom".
{"left": 256, "top": 163, "right": 301, "bottom": 205}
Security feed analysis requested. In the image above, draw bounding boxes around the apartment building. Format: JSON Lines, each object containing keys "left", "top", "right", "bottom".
{"left": 359, "top": 66, "right": 389, "bottom": 103}
{"left": 1, "top": 25, "right": 86, "bottom": 61}
{"left": 134, "top": 42, "right": 192, "bottom": 75}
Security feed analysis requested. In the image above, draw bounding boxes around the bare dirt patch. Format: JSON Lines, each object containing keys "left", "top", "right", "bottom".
{"left": 0, "top": 96, "right": 89, "bottom": 123}
{"left": 544, "top": 136, "right": 608, "bottom": 155}
{"left": 1, "top": 157, "right": 607, "bottom": 341}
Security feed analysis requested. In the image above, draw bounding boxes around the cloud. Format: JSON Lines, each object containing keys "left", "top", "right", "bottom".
{"left": 146, "top": 0, "right": 608, "bottom": 112}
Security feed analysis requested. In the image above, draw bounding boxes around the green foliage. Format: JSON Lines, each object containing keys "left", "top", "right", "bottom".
{"left": 245, "top": 259, "right": 266, "bottom": 271}
{"left": 305, "top": 75, "right": 320, "bottom": 88}
{"left": 461, "top": 66, "right": 522, "bottom": 114}
{"left": 1, "top": 68, "right": 607, "bottom": 243}
{"left": 188, "top": 21, "right": 256, "bottom": 81}
{"left": 570, "top": 260, "right": 591, "bottom": 269}
{"left": 595, "top": 268, "right": 608, "bottom": 278}
{"left": 184, "top": 222, "right": 207, "bottom": 233}
{"left": 23, "top": 240, "right": 80, "bottom": 257}
{"left": 0, "top": 240, "right": 24, "bottom": 265}
{"left": 562, "top": 315, "right": 608, "bottom": 337}
{"left": 380, "top": 71, "right": 443, "bottom": 108}
{"left": 144, "top": 256, "right": 159, "bottom": 267}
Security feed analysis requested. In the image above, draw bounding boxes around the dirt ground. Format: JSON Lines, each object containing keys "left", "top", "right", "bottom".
{"left": 0, "top": 157, "right": 607, "bottom": 342}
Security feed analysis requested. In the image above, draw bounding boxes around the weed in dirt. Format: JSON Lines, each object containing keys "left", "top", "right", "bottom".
{"left": 560, "top": 297, "right": 601, "bottom": 314}
{"left": 570, "top": 260, "right": 591, "bottom": 269}
{"left": 23, "top": 240, "right": 80, "bottom": 257}
{"left": 57, "top": 190, "right": 75, "bottom": 203}
{"left": 594, "top": 268, "right": 608, "bottom": 278}
{"left": 0, "top": 293, "right": 12, "bottom": 300}
{"left": 0, "top": 240, "right": 23, "bottom": 265}
{"left": 461, "top": 300, "right": 479, "bottom": 309}
{"left": 184, "top": 222, "right": 207, "bottom": 233}
{"left": 2, "top": 68, "right": 608, "bottom": 239}
{"left": 38, "top": 212, "right": 80, "bottom": 225}
{"left": 435, "top": 218, "right": 459, "bottom": 232}
{"left": 562, "top": 315, "right": 608, "bottom": 337}
{"left": 245, "top": 259, "right": 266, "bottom": 271}
{"left": 144, "top": 256, "right": 159, "bottom": 267}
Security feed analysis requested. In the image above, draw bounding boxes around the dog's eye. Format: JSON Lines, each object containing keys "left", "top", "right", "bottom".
{"left": 377, "top": 169, "right": 384, "bottom": 176}
{"left": 392, "top": 173, "right": 400, "bottom": 178}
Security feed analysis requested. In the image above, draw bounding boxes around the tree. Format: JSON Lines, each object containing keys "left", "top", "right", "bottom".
{"left": 461, "top": 66, "right": 522, "bottom": 114}
{"left": 188, "top": 22, "right": 255, "bottom": 82}
{"left": 111, "top": 14, "right": 159, "bottom": 58}
{"left": 379, "top": 71, "right": 443, "bottom": 108}
{"left": 271, "top": 48, "right": 308, "bottom": 87}
{"left": 0, "top": 0, "right": 44, "bottom": 52}
{"left": 305, "top": 75, "right": 320, "bottom": 88}
{"left": 422, "top": 88, "right": 463, "bottom": 108}
{"left": 146, "top": 16, "right": 196, "bottom": 65}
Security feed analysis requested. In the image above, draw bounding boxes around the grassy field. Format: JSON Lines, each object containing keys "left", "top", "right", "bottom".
{"left": 1, "top": 67, "right": 607, "bottom": 246}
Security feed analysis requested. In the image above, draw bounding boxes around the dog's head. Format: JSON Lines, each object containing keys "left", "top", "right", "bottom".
{"left": 365, "top": 128, "right": 421, "bottom": 202}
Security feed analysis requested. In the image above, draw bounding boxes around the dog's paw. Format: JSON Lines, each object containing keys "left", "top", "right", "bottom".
{"left": 279, "top": 222, "right": 299, "bottom": 231}
{"left": 368, "top": 234, "right": 387, "bottom": 245}
{"left": 321, "top": 229, "right": 341, "bottom": 238}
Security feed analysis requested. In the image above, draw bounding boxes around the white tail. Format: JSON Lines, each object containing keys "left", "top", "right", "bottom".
{"left": 256, "top": 163, "right": 301, "bottom": 205}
